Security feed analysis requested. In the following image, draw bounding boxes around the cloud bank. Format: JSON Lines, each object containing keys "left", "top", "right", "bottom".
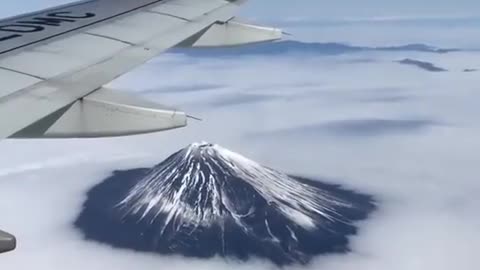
{"left": 1, "top": 2, "right": 480, "bottom": 270}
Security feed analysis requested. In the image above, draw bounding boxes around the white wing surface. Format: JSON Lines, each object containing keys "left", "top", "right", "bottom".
{"left": 0, "top": 0, "right": 282, "bottom": 139}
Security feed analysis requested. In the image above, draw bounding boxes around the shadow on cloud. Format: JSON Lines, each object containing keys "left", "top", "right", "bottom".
{"left": 397, "top": 59, "right": 448, "bottom": 72}
{"left": 207, "top": 93, "right": 280, "bottom": 107}
{"left": 251, "top": 118, "right": 441, "bottom": 139}
{"left": 140, "top": 84, "right": 227, "bottom": 95}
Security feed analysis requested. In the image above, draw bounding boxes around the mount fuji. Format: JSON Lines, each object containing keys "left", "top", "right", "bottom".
{"left": 75, "top": 142, "right": 375, "bottom": 266}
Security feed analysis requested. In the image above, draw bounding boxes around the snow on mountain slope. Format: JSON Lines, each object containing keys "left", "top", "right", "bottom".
{"left": 75, "top": 142, "right": 375, "bottom": 266}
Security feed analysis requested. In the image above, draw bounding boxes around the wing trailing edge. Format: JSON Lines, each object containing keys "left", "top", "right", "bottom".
{"left": 11, "top": 88, "right": 186, "bottom": 138}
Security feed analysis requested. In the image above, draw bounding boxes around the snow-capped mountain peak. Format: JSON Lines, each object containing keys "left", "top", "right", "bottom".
{"left": 117, "top": 143, "right": 351, "bottom": 231}
{"left": 76, "top": 143, "right": 375, "bottom": 265}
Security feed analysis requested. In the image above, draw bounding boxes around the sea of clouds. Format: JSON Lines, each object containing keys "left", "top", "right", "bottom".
{"left": 1, "top": 1, "right": 480, "bottom": 270}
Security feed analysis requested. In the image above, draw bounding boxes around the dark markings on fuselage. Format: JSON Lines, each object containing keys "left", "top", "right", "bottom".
{"left": 0, "top": 12, "right": 96, "bottom": 42}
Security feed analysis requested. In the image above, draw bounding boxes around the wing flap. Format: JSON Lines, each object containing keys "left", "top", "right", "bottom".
{"left": 33, "top": 87, "right": 187, "bottom": 138}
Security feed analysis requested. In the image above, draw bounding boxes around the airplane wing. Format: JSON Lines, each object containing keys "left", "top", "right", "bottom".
{"left": 0, "top": 0, "right": 282, "bottom": 139}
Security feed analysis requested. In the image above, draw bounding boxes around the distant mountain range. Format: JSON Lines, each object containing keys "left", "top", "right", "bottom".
{"left": 170, "top": 41, "right": 479, "bottom": 73}
{"left": 171, "top": 40, "right": 460, "bottom": 57}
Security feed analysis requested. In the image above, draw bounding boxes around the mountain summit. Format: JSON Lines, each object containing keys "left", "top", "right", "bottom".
{"left": 75, "top": 142, "right": 375, "bottom": 265}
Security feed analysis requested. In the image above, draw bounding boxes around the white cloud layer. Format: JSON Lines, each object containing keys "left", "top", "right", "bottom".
{"left": 2, "top": 46, "right": 480, "bottom": 270}
{"left": 2, "top": 1, "right": 480, "bottom": 270}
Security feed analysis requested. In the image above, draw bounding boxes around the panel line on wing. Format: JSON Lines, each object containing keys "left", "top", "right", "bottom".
{"left": 0, "top": 66, "right": 45, "bottom": 80}
{"left": 84, "top": 32, "right": 136, "bottom": 46}
{"left": 145, "top": 10, "right": 192, "bottom": 22}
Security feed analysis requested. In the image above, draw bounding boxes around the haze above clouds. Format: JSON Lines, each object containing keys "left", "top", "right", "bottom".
{"left": 3, "top": 0, "right": 480, "bottom": 47}
{"left": 1, "top": 1, "right": 480, "bottom": 270}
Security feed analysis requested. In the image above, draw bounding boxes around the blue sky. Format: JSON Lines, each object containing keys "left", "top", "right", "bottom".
{"left": 2, "top": 0, "right": 480, "bottom": 48}
{"left": 2, "top": 0, "right": 480, "bottom": 20}
{"left": 244, "top": 0, "right": 480, "bottom": 19}
{"left": 1, "top": 0, "right": 478, "bottom": 49}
